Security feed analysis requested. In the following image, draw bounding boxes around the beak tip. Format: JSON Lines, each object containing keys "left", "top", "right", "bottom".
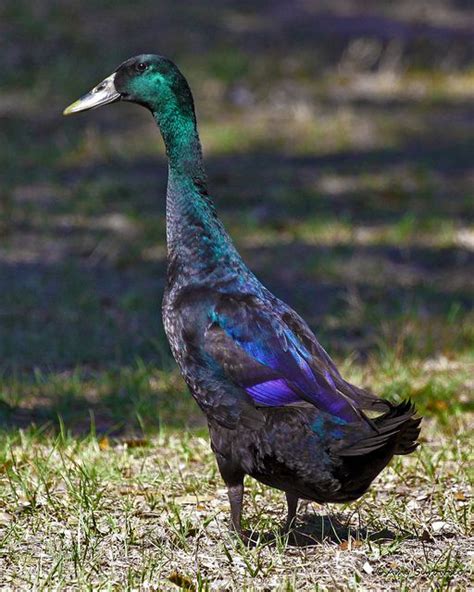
{"left": 63, "top": 104, "right": 75, "bottom": 116}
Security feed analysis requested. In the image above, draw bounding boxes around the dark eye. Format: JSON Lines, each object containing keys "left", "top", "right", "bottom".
{"left": 136, "top": 62, "right": 148, "bottom": 73}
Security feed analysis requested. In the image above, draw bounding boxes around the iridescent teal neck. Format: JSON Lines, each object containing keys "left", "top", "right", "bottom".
{"left": 153, "top": 103, "right": 205, "bottom": 182}
{"left": 151, "top": 98, "right": 247, "bottom": 283}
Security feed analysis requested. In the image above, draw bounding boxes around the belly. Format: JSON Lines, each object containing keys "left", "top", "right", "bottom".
{"left": 208, "top": 409, "right": 344, "bottom": 502}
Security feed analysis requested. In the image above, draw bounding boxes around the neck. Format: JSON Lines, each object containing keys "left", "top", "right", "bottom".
{"left": 154, "top": 106, "right": 246, "bottom": 286}
{"left": 156, "top": 105, "right": 205, "bottom": 182}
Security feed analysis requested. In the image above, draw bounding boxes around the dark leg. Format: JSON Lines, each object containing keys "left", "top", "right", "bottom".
{"left": 227, "top": 481, "right": 244, "bottom": 537}
{"left": 283, "top": 492, "right": 299, "bottom": 534}
{"left": 207, "top": 423, "right": 246, "bottom": 539}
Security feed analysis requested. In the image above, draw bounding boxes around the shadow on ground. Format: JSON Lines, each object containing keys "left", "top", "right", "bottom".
{"left": 245, "top": 512, "right": 397, "bottom": 548}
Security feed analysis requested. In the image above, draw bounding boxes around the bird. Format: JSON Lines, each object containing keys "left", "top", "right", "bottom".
{"left": 64, "top": 54, "right": 421, "bottom": 538}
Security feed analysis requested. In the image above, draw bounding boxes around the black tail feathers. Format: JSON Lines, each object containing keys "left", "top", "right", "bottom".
{"left": 339, "top": 400, "right": 421, "bottom": 458}
{"left": 389, "top": 400, "right": 422, "bottom": 455}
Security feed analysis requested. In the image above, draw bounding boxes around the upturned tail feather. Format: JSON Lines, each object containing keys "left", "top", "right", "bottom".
{"left": 325, "top": 400, "right": 421, "bottom": 502}
{"left": 338, "top": 400, "right": 421, "bottom": 457}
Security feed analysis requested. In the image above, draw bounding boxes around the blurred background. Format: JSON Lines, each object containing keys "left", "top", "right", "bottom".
{"left": 1, "top": 0, "right": 473, "bottom": 434}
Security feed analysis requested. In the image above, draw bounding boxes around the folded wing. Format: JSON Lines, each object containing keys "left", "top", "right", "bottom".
{"left": 204, "top": 297, "right": 366, "bottom": 423}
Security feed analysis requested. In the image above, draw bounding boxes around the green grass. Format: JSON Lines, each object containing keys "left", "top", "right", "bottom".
{"left": 0, "top": 397, "right": 471, "bottom": 589}
{"left": 1, "top": 0, "right": 473, "bottom": 589}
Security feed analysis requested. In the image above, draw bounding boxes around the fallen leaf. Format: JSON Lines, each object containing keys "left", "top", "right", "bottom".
{"left": 173, "top": 494, "right": 214, "bottom": 506}
{"left": 362, "top": 561, "right": 374, "bottom": 575}
{"left": 168, "top": 571, "right": 195, "bottom": 591}
{"left": 135, "top": 511, "right": 161, "bottom": 519}
{"left": 428, "top": 400, "right": 448, "bottom": 411}
{"left": 432, "top": 520, "right": 448, "bottom": 533}
{"left": 339, "top": 539, "right": 364, "bottom": 551}
{"left": 124, "top": 438, "right": 150, "bottom": 448}
{"left": 14, "top": 501, "right": 32, "bottom": 515}
{"left": 416, "top": 493, "right": 430, "bottom": 501}
{"left": 0, "top": 512, "right": 12, "bottom": 525}
{"left": 0, "top": 461, "right": 13, "bottom": 474}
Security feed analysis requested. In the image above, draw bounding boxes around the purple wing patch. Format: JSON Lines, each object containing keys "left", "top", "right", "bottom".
{"left": 246, "top": 379, "right": 300, "bottom": 406}
{"left": 211, "top": 309, "right": 360, "bottom": 421}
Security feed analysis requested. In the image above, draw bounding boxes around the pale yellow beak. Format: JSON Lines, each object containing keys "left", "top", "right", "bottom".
{"left": 63, "top": 73, "right": 120, "bottom": 115}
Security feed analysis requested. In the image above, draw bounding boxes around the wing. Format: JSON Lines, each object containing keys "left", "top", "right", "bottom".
{"left": 189, "top": 362, "right": 265, "bottom": 430}
{"left": 203, "top": 296, "right": 366, "bottom": 423}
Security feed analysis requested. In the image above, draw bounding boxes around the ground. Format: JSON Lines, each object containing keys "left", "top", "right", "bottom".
{"left": 0, "top": 0, "right": 473, "bottom": 590}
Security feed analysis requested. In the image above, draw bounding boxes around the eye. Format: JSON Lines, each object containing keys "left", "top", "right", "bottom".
{"left": 136, "top": 62, "right": 148, "bottom": 73}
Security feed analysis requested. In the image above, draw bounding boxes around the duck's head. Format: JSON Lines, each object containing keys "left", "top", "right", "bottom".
{"left": 63, "top": 54, "right": 193, "bottom": 117}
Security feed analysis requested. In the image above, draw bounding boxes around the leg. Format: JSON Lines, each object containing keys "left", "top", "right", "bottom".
{"left": 207, "top": 422, "right": 246, "bottom": 538}
{"left": 283, "top": 492, "right": 299, "bottom": 534}
{"left": 227, "top": 481, "right": 244, "bottom": 537}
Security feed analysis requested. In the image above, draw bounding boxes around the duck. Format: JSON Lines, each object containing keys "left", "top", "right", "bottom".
{"left": 64, "top": 55, "right": 421, "bottom": 538}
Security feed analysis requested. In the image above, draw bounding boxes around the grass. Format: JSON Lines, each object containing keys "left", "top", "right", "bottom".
{"left": 1, "top": 0, "right": 473, "bottom": 589}
{"left": 0, "top": 399, "right": 471, "bottom": 589}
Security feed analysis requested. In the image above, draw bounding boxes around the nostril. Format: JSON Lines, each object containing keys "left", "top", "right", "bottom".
{"left": 95, "top": 83, "right": 106, "bottom": 92}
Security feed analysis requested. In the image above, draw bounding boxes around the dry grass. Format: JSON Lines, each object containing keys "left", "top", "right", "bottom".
{"left": 0, "top": 413, "right": 472, "bottom": 591}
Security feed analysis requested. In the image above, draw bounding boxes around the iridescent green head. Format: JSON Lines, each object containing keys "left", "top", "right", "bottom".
{"left": 63, "top": 54, "right": 194, "bottom": 119}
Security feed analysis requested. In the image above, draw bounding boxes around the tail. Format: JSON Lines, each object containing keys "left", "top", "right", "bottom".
{"left": 329, "top": 400, "right": 421, "bottom": 502}
{"left": 339, "top": 400, "right": 421, "bottom": 458}
{"left": 339, "top": 401, "right": 421, "bottom": 457}
{"left": 390, "top": 400, "right": 422, "bottom": 455}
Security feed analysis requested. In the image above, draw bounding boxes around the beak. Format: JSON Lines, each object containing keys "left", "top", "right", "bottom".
{"left": 63, "top": 73, "right": 120, "bottom": 115}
